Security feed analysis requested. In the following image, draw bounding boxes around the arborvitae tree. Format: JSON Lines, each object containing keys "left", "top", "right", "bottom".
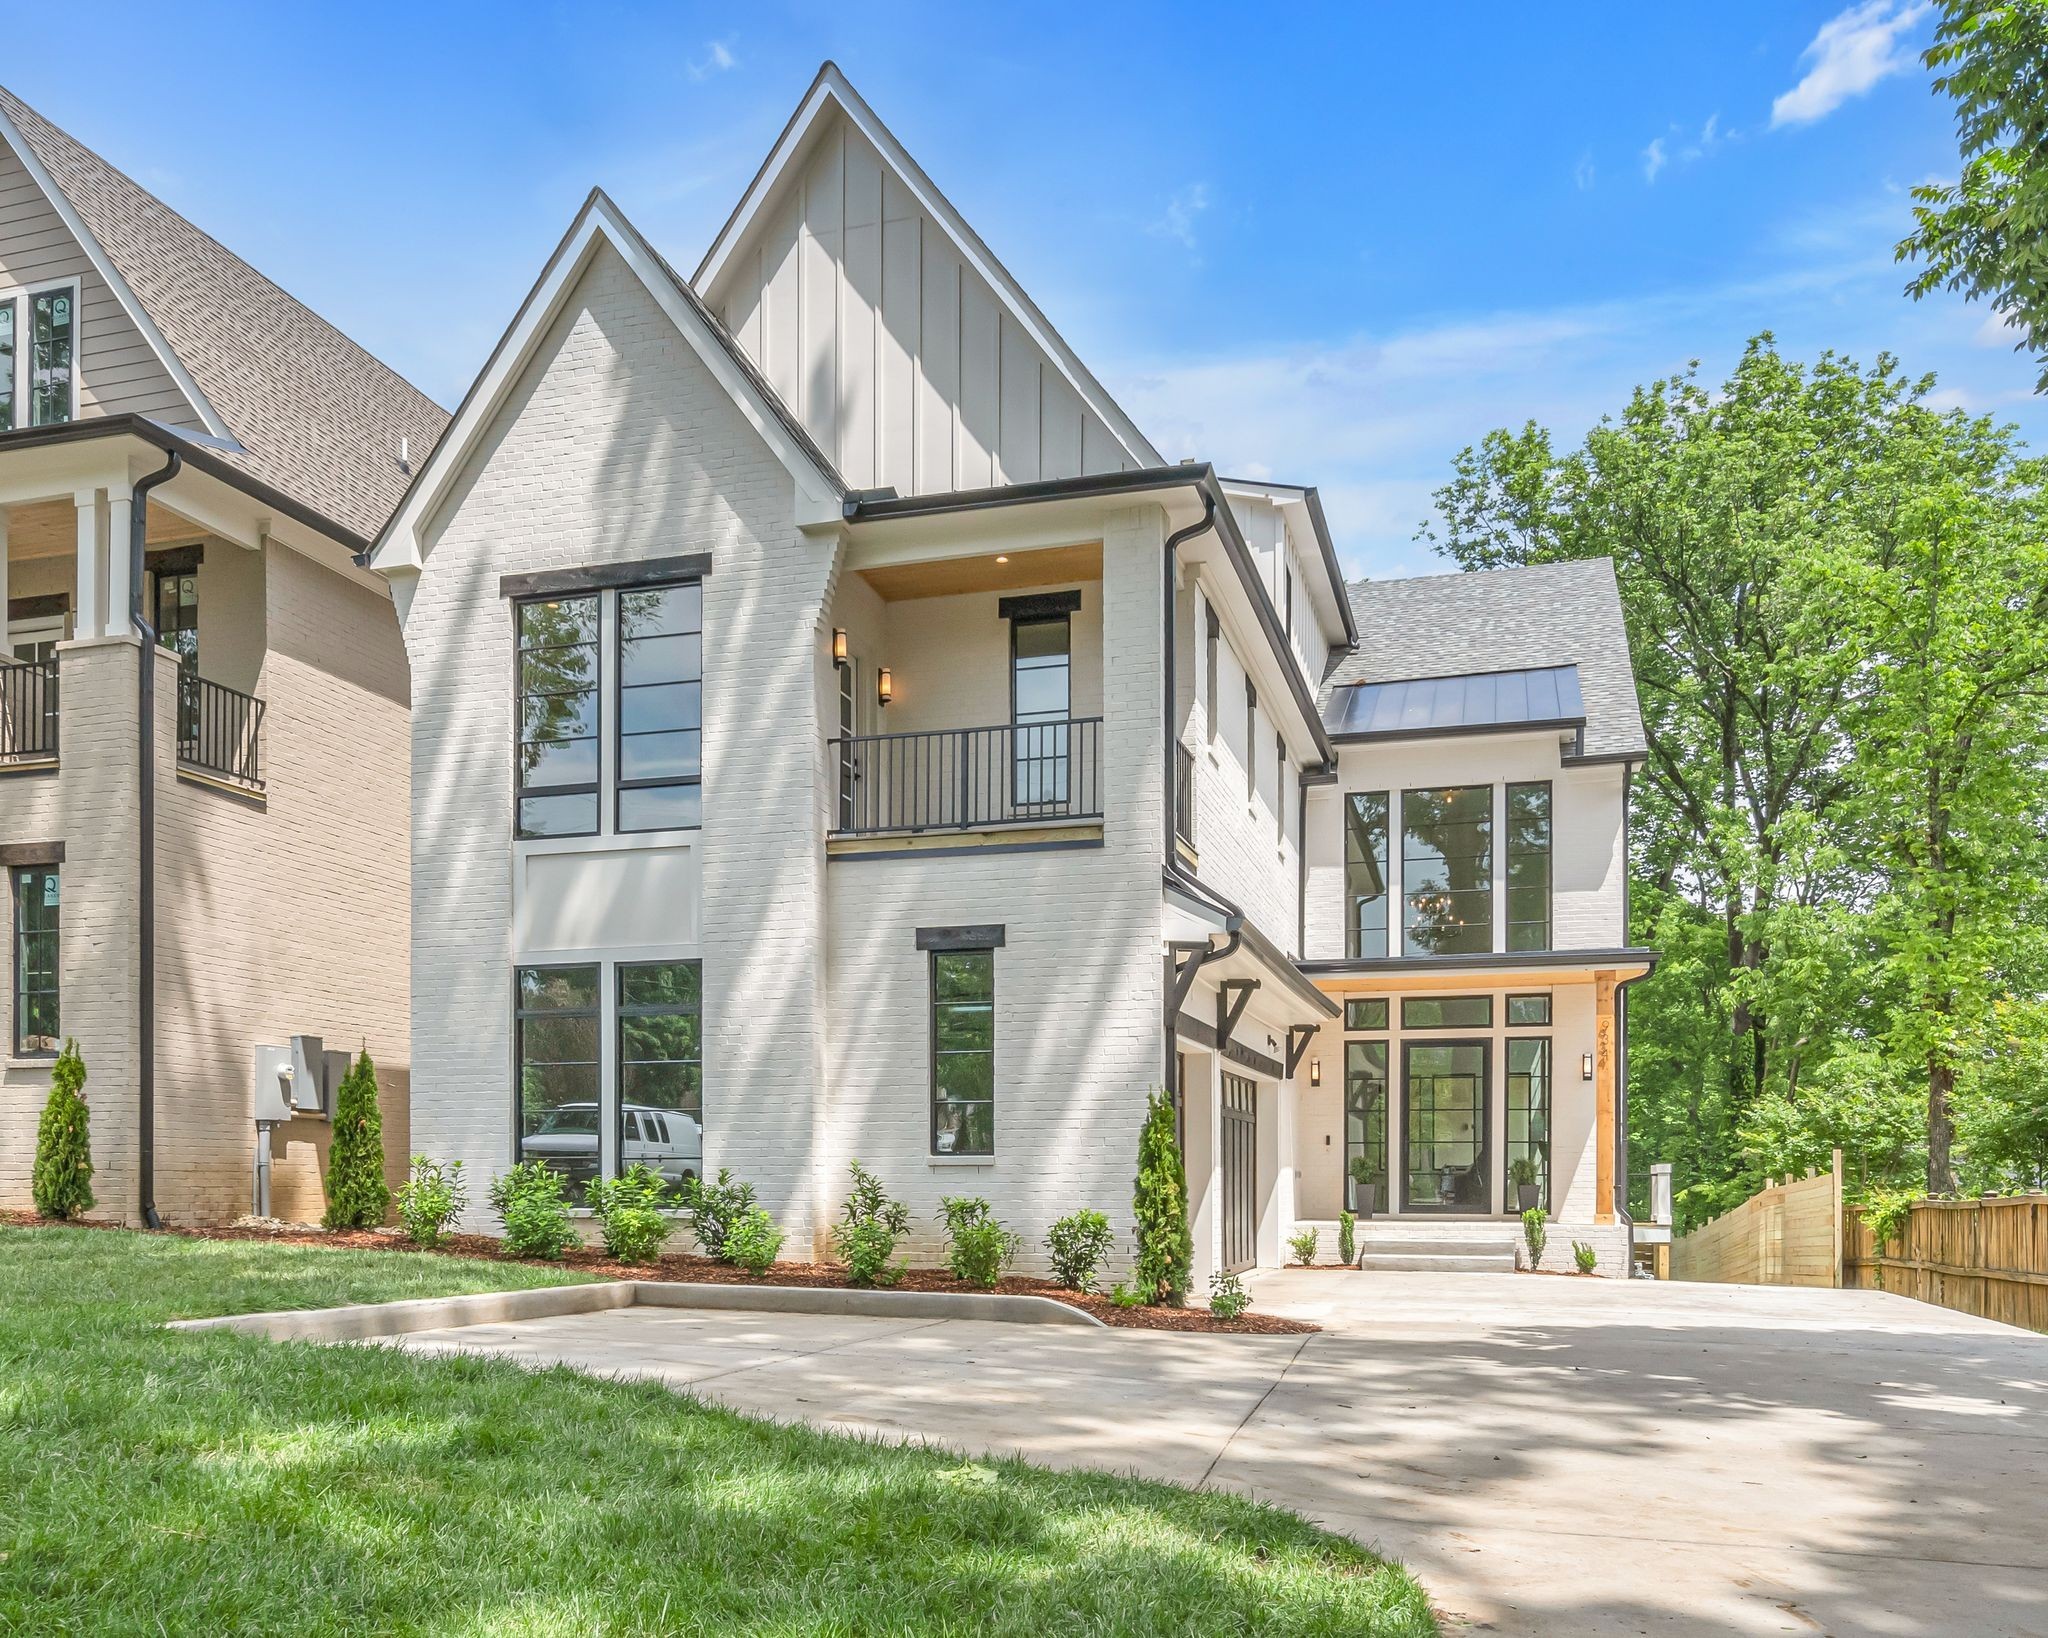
{"left": 31, "top": 1039, "right": 94, "bottom": 1220}
{"left": 323, "top": 1049, "right": 390, "bottom": 1228}
{"left": 1131, "top": 1088, "right": 1192, "bottom": 1305}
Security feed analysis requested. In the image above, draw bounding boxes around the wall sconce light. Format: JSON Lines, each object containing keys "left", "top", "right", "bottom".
{"left": 832, "top": 627, "right": 848, "bottom": 664}
{"left": 877, "top": 667, "right": 893, "bottom": 706}
{"left": 1582, "top": 1051, "right": 1595, "bottom": 1082}
{"left": 1309, "top": 1057, "right": 1322, "bottom": 1087}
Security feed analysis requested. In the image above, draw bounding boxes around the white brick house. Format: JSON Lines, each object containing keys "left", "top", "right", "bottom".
{"left": 374, "top": 64, "right": 1654, "bottom": 1281}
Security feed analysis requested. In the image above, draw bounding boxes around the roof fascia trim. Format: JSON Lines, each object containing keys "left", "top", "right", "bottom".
{"left": 372, "top": 192, "right": 843, "bottom": 573}
{"left": 693, "top": 64, "right": 1163, "bottom": 474}
{"left": 0, "top": 103, "right": 237, "bottom": 445}
{"left": 1298, "top": 947, "right": 1661, "bottom": 977}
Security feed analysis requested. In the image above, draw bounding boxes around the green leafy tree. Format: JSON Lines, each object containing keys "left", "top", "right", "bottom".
{"left": 1898, "top": 1, "right": 2048, "bottom": 391}
{"left": 31, "top": 1039, "right": 94, "bottom": 1220}
{"left": 1131, "top": 1090, "right": 1192, "bottom": 1305}
{"left": 324, "top": 1049, "right": 390, "bottom": 1229}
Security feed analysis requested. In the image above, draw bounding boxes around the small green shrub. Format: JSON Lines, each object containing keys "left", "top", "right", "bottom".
{"left": 395, "top": 1155, "right": 467, "bottom": 1247}
{"left": 676, "top": 1168, "right": 758, "bottom": 1262}
{"left": 1131, "top": 1089, "right": 1192, "bottom": 1305}
{"left": 323, "top": 1049, "right": 389, "bottom": 1229}
{"left": 939, "top": 1196, "right": 1021, "bottom": 1290}
{"left": 1046, "top": 1208, "right": 1115, "bottom": 1291}
{"left": 1521, "top": 1207, "right": 1548, "bottom": 1269}
{"left": 1337, "top": 1209, "right": 1356, "bottom": 1266}
{"left": 586, "top": 1163, "right": 673, "bottom": 1264}
{"left": 1287, "top": 1224, "right": 1321, "bottom": 1266}
{"left": 488, "top": 1160, "right": 578, "bottom": 1259}
{"left": 1572, "top": 1239, "right": 1598, "bottom": 1275}
{"left": 1208, "top": 1271, "right": 1251, "bottom": 1321}
{"left": 723, "top": 1206, "right": 785, "bottom": 1275}
{"left": 1109, "top": 1281, "right": 1149, "bottom": 1309}
{"left": 1862, "top": 1188, "right": 1919, "bottom": 1250}
{"left": 832, "top": 1161, "right": 910, "bottom": 1287}
{"left": 31, "top": 1040, "right": 94, "bottom": 1221}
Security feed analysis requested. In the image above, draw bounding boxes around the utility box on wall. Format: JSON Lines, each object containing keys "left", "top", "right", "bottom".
{"left": 251, "top": 1036, "right": 341, "bottom": 1122}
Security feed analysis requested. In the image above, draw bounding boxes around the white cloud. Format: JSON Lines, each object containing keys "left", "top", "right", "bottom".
{"left": 687, "top": 39, "right": 737, "bottom": 81}
{"left": 1148, "top": 183, "right": 1210, "bottom": 252}
{"left": 1641, "top": 138, "right": 1667, "bottom": 183}
{"left": 1574, "top": 152, "right": 1596, "bottom": 191}
{"left": 1771, "top": 1, "right": 1929, "bottom": 127}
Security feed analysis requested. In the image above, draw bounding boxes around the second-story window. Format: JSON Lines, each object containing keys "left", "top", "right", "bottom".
{"left": 1244, "top": 681, "right": 1257, "bottom": 799}
{"left": 516, "top": 595, "right": 600, "bottom": 838}
{"left": 1506, "top": 781, "right": 1552, "bottom": 950}
{"left": 1403, "top": 785, "right": 1493, "bottom": 956}
{"left": 1204, "top": 603, "right": 1220, "bottom": 743}
{"left": 1008, "top": 598, "right": 1072, "bottom": 810}
{"left": 1344, "top": 791, "right": 1390, "bottom": 958}
{"left": 0, "top": 299, "right": 14, "bottom": 430}
{"left": 30, "top": 285, "right": 74, "bottom": 425}
{"left": 1274, "top": 733, "right": 1286, "bottom": 841}
{"left": 617, "top": 583, "right": 703, "bottom": 832}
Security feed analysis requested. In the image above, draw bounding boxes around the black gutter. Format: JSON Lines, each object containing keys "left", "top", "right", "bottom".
{"left": 0, "top": 415, "right": 368, "bottom": 553}
{"left": 129, "top": 449, "right": 182, "bottom": 1230}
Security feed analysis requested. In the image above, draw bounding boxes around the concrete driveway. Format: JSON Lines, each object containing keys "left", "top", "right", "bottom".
{"left": 382, "top": 1272, "right": 2048, "bottom": 1636}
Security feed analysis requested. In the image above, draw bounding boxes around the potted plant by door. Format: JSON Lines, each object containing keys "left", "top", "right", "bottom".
{"left": 1510, "top": 1156, "right": 1542, "bottom": 1215}
{"left": 1348, "top": 1157, "right": 1376, "bottom": 1218}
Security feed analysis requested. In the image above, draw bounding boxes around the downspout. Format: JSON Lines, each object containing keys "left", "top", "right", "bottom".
{"left": 129, "top": 450, "right": 181, "bottom": 1229}
{"left": 1161, "top": 490, "right": 1219, "bottom": 1090}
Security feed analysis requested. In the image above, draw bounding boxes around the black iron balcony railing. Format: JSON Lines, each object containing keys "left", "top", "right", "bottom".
{"left": 0, "top": 656, "right": 57, "bottom": 764}
{"left": 829, "top": 717, "right": 1102, "bottom": 835}
{"left": 179, "top": 672, "right": 265, "bottom": 789}
{"left": 1174, "top": 741, "right": 1196, "bottom": 847}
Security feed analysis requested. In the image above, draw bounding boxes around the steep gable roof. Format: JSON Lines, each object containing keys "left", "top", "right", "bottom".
{"left": 0, "top": 86, "right": 447, "bottom": 543}
{"left": 372, "top": 188, "right": 845, "bottom": 575}
{"left": 694, "top": 63, "right": 1161, "bottom": 491}
{"left": 1324, "top": 559, "right": 1647, "bottom": 762}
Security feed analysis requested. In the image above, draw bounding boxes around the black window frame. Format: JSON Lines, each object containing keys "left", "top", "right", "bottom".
{"left": 1344, "top": 996, "right": 1389, "bottom": 1032}
{"left": 512, "top": 962, "right": 601, "bottom": 1200}
{"left": 928, "top": 945, "right": 996, "bottom": 1157}
{"left": 1004, "top": 592, "right": 1076, "bottom": 814}
{"left": 1344, "top": 1037, "right": 1388, "bottom": 1212}
{"left": 1244, "top": 681, "right": 1257, "bottom": 799}
{"left": 0, "top": 296, "right": 15, "bottom": 433}
{"left": 27, "top": 282, "right": 74, "bottom": 428}
{"left": 1506, "top": 993, "right": 1552, "bottom": 1027}
{"left": 1273, "top": 732, "right": 1286, "bottom": 841}
{"left": 1506, "top": 1035, "right": 1553, "bottom": 1212}
{"left": 11, "top": 863, "right": 59, "bottom": 1058}
{"left": 615, "top": 578, "right": 705, "bottom": 835}
{"left": 616, "top": 959, "right": 704, "bottom": 1187}
{"left": 1344, "top": 791, "right": 1391, "bottom": 959}
{"left": 513, "top": 592, "right": 601, "bottom": 839}
{"left": 1506, "top": 780, "right": 1553, "bottom": 952}
{"left": 1401, "top": 784, "right": 1494, "bottom": 956}
{"left": 1204, "top": 603, "right": 1220, "bottom": 743}
{"left": 1401, "top": 994, "right": 1494, "bottom": 1030}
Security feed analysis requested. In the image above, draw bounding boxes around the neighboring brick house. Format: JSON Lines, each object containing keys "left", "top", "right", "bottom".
{"left": 0, "top": 86, "right": 445, "bottom": 1224}
{"left": 375, "top": 62, "right": 1657, "bottom": 1280}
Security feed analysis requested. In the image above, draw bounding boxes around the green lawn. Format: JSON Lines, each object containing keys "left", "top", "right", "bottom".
{"left": 0, "top": 1225, "right": 1434, "bottom": 1635}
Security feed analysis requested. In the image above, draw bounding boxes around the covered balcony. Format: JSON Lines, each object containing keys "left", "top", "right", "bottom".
{"left": 825, "top": 540, "right": 1104, "bottom": 844}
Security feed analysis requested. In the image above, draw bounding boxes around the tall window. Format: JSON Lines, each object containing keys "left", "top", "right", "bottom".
{"left": 1344, "top": 791, "right": 1389, "bottom": 958}
{"left": 1274, "top": 734, "right": 1286, "bottom": 841}
{"left": 931, "top": 948, "right": 994, "bottom": 1155}
{"left": 11, "top": 865, "right": 58, "bottom": 1057}
{"left": 514, "top": 964, "right": 600, "bottom": 1201}
{"left": 1506, "top": 781, "right": 1552, "bottom": 951}
{"left": 1402, "top": 785, "right": 1492, "bottom": 955}
{"left": 617, "top": 583, "right": 703, "bottom": 832}
{"left": 618, "top": 961, "right": 702, "bottom": 1188}
{"left": 1010, "top": 608, "right": 1071, "bottom": 809}
{"left": 1345, "top": 1039, "right": 1388, "bottom": 1211}
{"left": 1204, "top": 604, "right": 1220, "bottom": 743}
{"left": 0, "top": 299, "right": 14, "bottom": 432}
{"left": 1244, "top": 682, "right": 1257, "bottom": 798}
{"left": 151, "top": 565, "right": 200, "bottom": 672}
{"left": 29, "top": 285, "right": 73, "bottom": 426}
{"left": 1506, "top": 1037, "right": 1552, "bottom": 1210}
{"left": 515, "top": 596, "right": 599, "bottom": 837}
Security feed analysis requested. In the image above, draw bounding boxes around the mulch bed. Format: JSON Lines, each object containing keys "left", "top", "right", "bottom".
{"left": 2, "top": 1212, "right": 1316, "bottom": 1334}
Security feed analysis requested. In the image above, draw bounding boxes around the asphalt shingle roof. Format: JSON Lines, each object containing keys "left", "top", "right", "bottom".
{"left": 0, "top": 86, "right": 449, "bottom": 543}
{"left": 1321, "top": 558, "right": 1647, "bottom": 760}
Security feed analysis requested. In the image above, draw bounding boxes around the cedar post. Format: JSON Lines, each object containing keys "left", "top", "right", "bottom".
{"left": 1594, "top": 970, "right": 1617, "bottom": 1225}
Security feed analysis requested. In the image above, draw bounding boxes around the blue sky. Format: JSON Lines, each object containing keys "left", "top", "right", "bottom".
{"left": 20, "top": 1, "right": 2042, "bottom": 578}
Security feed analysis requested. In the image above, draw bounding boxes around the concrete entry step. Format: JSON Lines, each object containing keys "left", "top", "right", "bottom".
{"left": 1358, "top": 1238, "right": 1514, "bottom": 1259}
{"left": 1357, "top": 1252, "right": 1518, "bottom": 1273}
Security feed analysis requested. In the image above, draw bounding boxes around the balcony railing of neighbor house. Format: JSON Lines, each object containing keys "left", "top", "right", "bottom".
{"left": 178, "top": 672, "right": 265, "bottom": 789}
{"left": 0, "top": 656, "right": 58, "bottom": 764}
{"left": 830, "top": 717, "right": 1102, "bottom": 834}
{"left": 1174, "top": 741, "right": 1196, "bottom": 847}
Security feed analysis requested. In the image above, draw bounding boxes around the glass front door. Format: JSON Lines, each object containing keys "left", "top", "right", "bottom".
{"left": 1402, "top": 1041, "right": 1490, "bottom": 1212}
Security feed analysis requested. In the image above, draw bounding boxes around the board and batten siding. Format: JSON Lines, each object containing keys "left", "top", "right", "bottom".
{"left": 703, "top": 109, "right": 1135, "bottom": 497}
{"left": 0, "top": 135, "right": 197, "bottom": 427}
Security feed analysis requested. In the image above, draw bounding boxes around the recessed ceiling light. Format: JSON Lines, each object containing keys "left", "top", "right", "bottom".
{"left": 995, "top": 554, "right": 1009, "bottom": 563}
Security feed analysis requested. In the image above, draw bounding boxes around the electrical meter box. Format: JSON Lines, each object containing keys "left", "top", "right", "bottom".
{"left": 251, "top": 1037, "right": 339, "bottom": 1122}
{"left": 288, "top": 1035, "right": 328, "bottom": 1116}
{"left": 251, "top": 1043, "right": 294, "bottom": 1123}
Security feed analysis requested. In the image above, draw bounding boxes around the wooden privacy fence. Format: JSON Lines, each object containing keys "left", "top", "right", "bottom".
{"left": 1844, "top": 1195, "right": 2048, "bottom": 1334}
{"left": 1667, "top": 1151, "right": 1843, "bottom": 1288}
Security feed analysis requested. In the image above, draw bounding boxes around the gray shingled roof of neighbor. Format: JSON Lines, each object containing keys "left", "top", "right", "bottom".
{"left": 1322, "top": 558, "right": 1647, "bottom": 760}
{"left": 0, "top": 86, "right": 449, "bottom": 544}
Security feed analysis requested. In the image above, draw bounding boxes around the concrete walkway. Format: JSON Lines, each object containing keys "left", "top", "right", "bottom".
{"left": 380, "top": 1272, "right": 2048, "bottom": 1636}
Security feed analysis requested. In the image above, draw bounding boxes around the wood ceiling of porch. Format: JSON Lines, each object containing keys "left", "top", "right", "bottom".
{"left": 856, "top": 540, "right": 1100, "bottom": 601}
{"left": 3, "top": 496, "right": 207, "bottom": 560}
